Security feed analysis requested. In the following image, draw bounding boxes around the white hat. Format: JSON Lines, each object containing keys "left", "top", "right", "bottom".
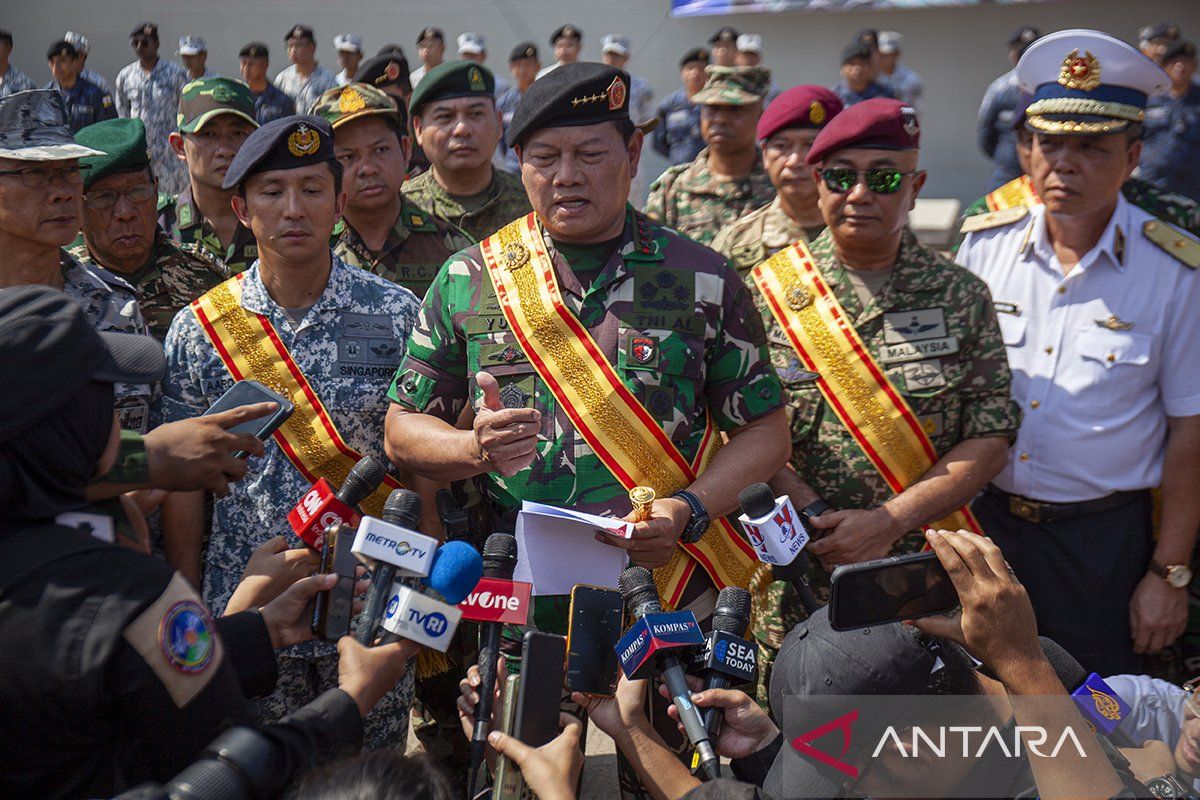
{"left": 177, "top": 36, "right": 207, "bottom": 56}
{"left": 601, "top": 34, "right": 630, "bottom": 56}
{"left": 736, "top": 33, "right": 763, "bottom": 53}
{"left": 457, "top": 32, "right": 485, "bottom": 55}
{"left": 1016, "top": 28, "right": 1169, "bottom": 135}
{"left": 333, "top": 33, "right": 363, "bottom": 53}
{"left": 877, "top": 31, "right": 903, "bottom": 54}
{"left": 64, "top": 31, "right": 89, "bottom": 54}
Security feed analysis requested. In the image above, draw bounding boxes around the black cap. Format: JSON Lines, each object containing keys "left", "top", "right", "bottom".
{"left": 509, "top": 42, "right": 538, "bottom": 62}
{"left": 0, "top": 286, "right": 165, "bottom": 443}
{"left": 1141, "top": 22, "right": 1182, "bottom": 43}
{"left": 1007, "top": 25, "right": 1041, "bottom": 49}
{"left": 680, "top": 47, "right": 710, "bottom": 68}
{"left": 130, "top": 22, "right": 158, "bottom": 39}
{"left": 240, "top": 41, "right": 269, "bottom": 59}
{"left": 47, "top": 40, "right": 77, "bottom": 60}
{"left": 708, "top": 26, "right": 739, "bottom": 45}
{"left": 416, "top": 27, "right": 443, "bottom": 45}
{"left": 354, "top": 52, "right": 411, "bottom": 92}
{"left": 377, "top": 43, "right": 406, "bottom": 56}
{"left": 1163, "top": 39, "right": 1197, "bottom": 63}
{"left": 506, "top": 61, "right": 633, "bottom": 148}
{"left": 840, "top": 40, "right": 872, "bottom": 64}
{"left": 550, "top": 24, "right": 582, "bottom": 45}
{"left": 285, "top": 25, "right": 314, "bottom": 43}
{"left": 222, "top": 114, "right": 334, "bottom": 189}
{"left": 854, "top": 28, "right": 879, "bottom": 47}
{"left": 0, "top": 31, "right": 12, "bottom": 45}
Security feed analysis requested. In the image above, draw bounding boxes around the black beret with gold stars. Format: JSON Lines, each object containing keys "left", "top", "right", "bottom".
{"left": 222, "top": 114, "right": 334, "bottom": 189}
{"left": 506, "top": 62, "right": 632, "bottom": 148}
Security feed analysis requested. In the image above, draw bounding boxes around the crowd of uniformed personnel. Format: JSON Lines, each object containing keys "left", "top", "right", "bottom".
{"left": 1, "top": 14, "right": 1200, "bottom": 800}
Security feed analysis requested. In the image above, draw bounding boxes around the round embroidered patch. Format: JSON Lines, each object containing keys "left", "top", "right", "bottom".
{"left": 159, "top": 600, "right": 215, "bottom": 674}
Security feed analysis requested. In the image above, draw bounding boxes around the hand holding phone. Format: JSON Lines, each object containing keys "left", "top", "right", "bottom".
{"left": 311, "top": 524, "right": 359, "bottom": 640}
{"left": 202, "top": 379, "right": 295, "bottom": 458}
{"left": 513, "top": 631, "right": 566, "bottom": 748}
{"left": 828, "top": 550, "right": 959, "bottom": 631}
{"left": 566, "top": 585, "right": 623, "bottom": 698}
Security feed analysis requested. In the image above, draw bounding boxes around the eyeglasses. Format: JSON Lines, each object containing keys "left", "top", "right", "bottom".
{"left": 84, "top": 182, "right": 156, "bottom": 210}
{"left": 1184, "top": 676, "right": 1200, "bottom": 718}
{"left": 821, "top": 167, "right": 922, "bottom": 195}
{"left": 0, "top": 165, "right": 87, "bottom": 188}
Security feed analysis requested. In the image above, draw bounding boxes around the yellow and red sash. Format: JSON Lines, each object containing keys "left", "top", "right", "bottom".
{"left": 479, "top": 214, "right": 758, "bottom": 607}
{"left": 191, "top": 274, "right": 400, "bottom": 517}
{"left": 751, "top": 241, "right": 983, "bottom": 535}
{"left": 985, "top": 174, "right": 1041, "bottom": 211}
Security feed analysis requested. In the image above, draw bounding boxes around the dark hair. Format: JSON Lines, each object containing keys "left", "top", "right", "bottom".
{"left": 923, "top": 639, "right": 983, "bottom": 697}
{"left": 1124, "top": 121, "right": 1143, "bottom": 144}
{"left": 613, "top": 118, "right": 636, "bottom": 144}
{"left": 294, "top": 751, "right": 455, "bottom": 800}
{"left": 237, "top": 159, "right": 343, "bottom": 199}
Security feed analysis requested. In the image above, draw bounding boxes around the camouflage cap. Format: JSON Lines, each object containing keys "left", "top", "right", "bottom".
{"left": 0, "top": 90, "right": 104, "bottom": 161}
{"left": 311, "top": 82, "right": 404, "bottom": 131}
{"left": 75, "top": 118, "right": 150, "bottom": 190}
{"left": 177, "top": 77, "right": 258, "bottom": 133}
{"left": 691, "top": 65, "right": 771, "bottom": 106}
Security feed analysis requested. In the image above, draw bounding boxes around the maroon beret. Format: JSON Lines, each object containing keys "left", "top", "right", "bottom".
{"left": 757, "top": 85, "right": 844, "bottom": 141}
{"left": 805, "top": 98, "right": 920, "bottom": 165}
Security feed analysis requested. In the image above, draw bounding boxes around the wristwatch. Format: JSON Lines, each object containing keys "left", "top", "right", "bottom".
{"left": 1144, "top": 774, "right": 1192, "bottom": 799}
{"left": 671, "top": 490, "right": 709, "bottom": 544}
{"left": 799, "top": 499, "right": 833, "bottom": 529}
{"left": 1150, "top": 559, "right": 1194, "bottom": 589}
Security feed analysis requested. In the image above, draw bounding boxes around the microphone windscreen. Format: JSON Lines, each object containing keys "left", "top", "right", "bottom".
{"left": 618, "top": 566, "right": 661, "bottom": 619}
{"left": 339, "top": 456, "right": 388, "bottom": 506}
{"left": 738, "top": 483, "right": 776, "bottom": 519}
{"left": 382, "top": 488, "right": 421, "bottom": 529}
{"left": 481, "top": 533, "right": 518, "bottom": 577}
{"left": 711, "top": 586, "right": 751, "bottom": 636}
{"left": 422, "top": 541, "right": 484, "bottom": 605}
{"left": 1038, "top": 636, "right": 1088, "bottom": 691}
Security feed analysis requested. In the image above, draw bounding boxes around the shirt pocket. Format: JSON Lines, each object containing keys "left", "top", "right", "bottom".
{"left": 467, "top": 332, "right": 555, "bottom": 440}
{"left": 1074, "top": 328, "right": 1154, "bottom": 414}
{"left": 997, "top": 314, "right": 1026, "bottom": 348}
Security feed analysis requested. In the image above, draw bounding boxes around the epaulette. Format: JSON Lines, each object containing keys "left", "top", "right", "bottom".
{"left": 1144, "top": 219, "right": 1200, "bottom": 269}
{"left": 958, "top": 205, "right": 1029, "bottom": 235}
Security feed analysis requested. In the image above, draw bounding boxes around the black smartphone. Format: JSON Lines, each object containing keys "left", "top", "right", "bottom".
{"left": 311, "top": 524, "right": 359, "bottom": 640}
{"left": 512, "top": 631, "right": 566, "bottom": 748}
{"left": 566, "top": 585, "right": 623, "bottom": 698}
{"left": 202, "top": 379, "right": 295, "bottom": 457}
{"left": 828, "top": 551, "right": 959, "bottom": 632}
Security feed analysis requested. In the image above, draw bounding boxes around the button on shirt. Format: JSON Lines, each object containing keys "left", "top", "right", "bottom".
{"left": 272, "top": 64, "right": 338, "bottom": 114}
{"left": 958, "top": 197, "right": 1200, "bottom": 502}
{"left": 114, "top": 58, "right": 190, "bottom": 196}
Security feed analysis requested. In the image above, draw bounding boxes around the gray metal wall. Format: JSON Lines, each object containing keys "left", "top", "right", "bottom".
{"left": 6, "top": 0, "right": 1198, "bottom": 202}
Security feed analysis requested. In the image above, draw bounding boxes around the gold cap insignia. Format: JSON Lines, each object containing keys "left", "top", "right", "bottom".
{"left": 287, "top": 123, "right": 321, "bottom": 157}
{"left": 607, "top": 76, "right": 627, "bottom": 111}
{"left": 338, "top": 86, "right": 366, "bottom": 113}
{"left": 787, "top": 286, "right": 812, "bottom": 311}
{"left": 809, "top": 100, "right": 826, "bottom": 126}
{"left": 469, "top": 67, "right": 485, "bottom": 92}
{"left": 1059, "top": 49, "right": 1102, "bottom": 92}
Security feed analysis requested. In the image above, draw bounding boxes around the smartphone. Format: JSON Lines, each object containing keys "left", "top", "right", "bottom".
{"left": 828, "top": 551, "right": 959, "bottom": 632}
{"left": 492, "top": 674, "right": 524, "bottom": 800}
{"left": 202, "top": 379, "right": 294, "bottom": 457}
{"left": 311, "top": 524, "right": 359, "bottom": 640}
{"left": 512, "top": 631, "right": 566, "bottom": 748}
{"left": 566, "top": 585, "right": 623, "bottom": 698}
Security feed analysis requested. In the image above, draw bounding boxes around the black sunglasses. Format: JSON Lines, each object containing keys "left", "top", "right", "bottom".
{"left": 821, "top": 167, "right": 922, "bottom": 195}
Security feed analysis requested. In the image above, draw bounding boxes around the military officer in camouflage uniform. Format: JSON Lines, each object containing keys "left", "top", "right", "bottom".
{"left": 70, "top": 118, "right": 226, "bottom": 340}
{"left": 712, "top": 85, "right": 843, "bottom": 274}
{"left": 644, "top": 65, "right": 775, "bottom": 246}
{"left": 402, "top": 61, "right": 531, "bottom": 243}
{"left": 313, "top": 83, "right": 471, "bottom": 297}
{"left": 161, "top": 78, "right": 260, "bottom": 274}
{"left": 159, "top": 115, "right": 419, "bottom": 749}
{"left": 384, "top": 62, "right": 790, "bottom": 799}
{"left": 750, "top": 99, "right": 1020, "bottom": 705}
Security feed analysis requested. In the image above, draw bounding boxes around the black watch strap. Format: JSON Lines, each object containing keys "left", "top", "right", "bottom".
{"left": 799, "top": 499, "right": 832, "bottom": 525}
{"left": 671, "top": 490, "right": 708, "bottom": 544}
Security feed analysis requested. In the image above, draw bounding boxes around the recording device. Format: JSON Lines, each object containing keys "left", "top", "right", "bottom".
{"left": 828, "top": 551, "right": 958, "bottom": 631}
{"left": 352, "top": 489, "right": 428, "bottom": 645}
{"left": 689, "top": 587, "right": 756, "bottom": 739}
{"left": 201, "top": 379, "right": 294, "bottom": 458}
{"left": 469, "top": 534, "right": 522, "bottom": 795}
{"left": 378, "top": 541, "right": 483, "bottom": 651}
{"left": 493, "top": 673, "right": 524, "bottom": 800}
{"left": 144, "top": 726, "right": 276, "bottom": 800}
{"left": 566, "top": 584, "right": 623, "bottom": 697}
{"left": 738, "top": 483, "right": 821, "bottom": 613}
{"left": 436, "top": 488, "right": 471, "bottom": 542}
{"left": 617, "top": 566, "right": 720, "bottom": 781}
{"left": 287, "top": 456, "right": 388, "bottom": 549}
{"left": 513, "top": 631, "right": 567, "bottom": 748}
{"left": 311, "top": 523, "right": 360, "bottom": 640}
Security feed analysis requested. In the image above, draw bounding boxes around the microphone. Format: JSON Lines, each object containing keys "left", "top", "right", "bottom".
{"left": 690, "top": 587, "right": 756, "bottom": 739}
{"left": 287, "top": 456, "right": 388, "bottom": 549}
{"left": 1037, "top": 638, "right": 1131, "bottom": 739}
{"left": 738, "top": 483, "right": 820, "bottom": 614}
{"left": 617, "top": 566, "right": 720, "bottom": 781}
{"left": 468, "top": 534, "right": 523, "bottom": 794}
{"left": 351, "top": 489, "right": 435, "bottom": 644}
{"left": 379, "top": 541, "right": 483, "bottom": 652}
{"left": 436, "top": 488, "right": 471, "bottom": 542}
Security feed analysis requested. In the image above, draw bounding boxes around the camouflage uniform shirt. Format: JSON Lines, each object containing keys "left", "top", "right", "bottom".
{"left": 67, "top": 230, "right": 227, "bottom": 340}
{"left": 161, "top": 187, "right": 260, "bottom": 274}
{"left": 644, "top": 147, "right": 775, "bottom": 247}
{"left": 114, "top": 58, "right": 190, "bottom": 196}
{"left": 711, "top": 196, "right": 825, "bottom": 276}
{"left": 333, "top": 197, "right": 472, "bottom": 298}
{"left": 61, "top": 250, "right": 158, "bottom": 433}
{"left": 272, "top": 64, "right": 339, "bottom": 115}
{"left": 0, "top": 64, "right": 36, "bottom": 98}
{"left": 401, "top": 168, "right": 532, "bottom": 244}
{"left": 158, "top": 254, "right": 419, "bottom": 748}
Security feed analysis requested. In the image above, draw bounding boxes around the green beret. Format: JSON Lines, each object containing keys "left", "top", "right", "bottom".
{"left": 409, "top": 60, "right": 495, "bottom": 114}
{"left": 75, "top": 118, "right": 151, "bottom": 190}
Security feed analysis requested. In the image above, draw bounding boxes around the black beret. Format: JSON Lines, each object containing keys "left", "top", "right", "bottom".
{"left": 377, "top": 44, "right": 406, "bottom": 56}
{"left": 240, "top": 41, "right": 269, "bottom": 59}
{"left": 47, "top": 40, "right": 78, "bottom": 60}
{"left": 285, "top": 25, "right": 314, "bottom": 43}
{"left": 1007, "top": 25, "right": 1041, "bottom": 47}
{"left": 222, "top": 114, "right": 334, "bottom": 189}
{"left": 355, "top": 52, "right": 412, "bottom": 92}
{"left": 509, "top": 42, "right": 538, "bottom": 62}
{"left": 417, "top": 27, "right": 443, "bottom": 44}
{"left": 680, "top": 47, "right": 710, "bottom": 68}
{"left": 0, "top": 31, "right": 12, "bottom": 45}
{"left": 1162, "top": 39, "right": 1197, "bottom": 64}
{"left": 708, "top": 26, "right": 739, "bottom": 45}
{"left": 507, "top": 62, "right": 632, "bottom": 148}
{"left": 131, "top": 22, "right": 158, "bottom": 39}
{"left": 550, "top": 25, "right": 582, "bottom": 45}
{"left": 410, "top": 61, "right": 495, "bottom": 113}
{"left": 854, "top": 28, "right": 879, "bottom": 47}
{"left": 840, "top": 40, "right": 872, "bottom": 64}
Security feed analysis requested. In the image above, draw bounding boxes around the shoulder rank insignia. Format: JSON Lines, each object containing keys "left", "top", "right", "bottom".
{"left": 958, "top": 205, "right": 1029, "bottom": 235}
{"left": 1143, "top": 219, "right": 1200, "bottom": 269}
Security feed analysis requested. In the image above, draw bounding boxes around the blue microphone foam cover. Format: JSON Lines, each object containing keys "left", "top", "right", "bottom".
{"left": 422, "top": 541, "right": 483, "bottom": 604}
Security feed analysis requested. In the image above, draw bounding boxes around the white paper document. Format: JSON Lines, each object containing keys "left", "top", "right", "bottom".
{"left": 513, "top": 501, "right": 632, "bottom": 596}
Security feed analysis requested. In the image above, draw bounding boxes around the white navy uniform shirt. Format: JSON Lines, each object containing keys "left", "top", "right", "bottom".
{"left": 958, "top": 195, "right": 1200, "bottom": 502}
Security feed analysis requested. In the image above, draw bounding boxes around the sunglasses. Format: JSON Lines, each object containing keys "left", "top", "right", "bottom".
{"left": 821, "top": 167, "right": 922, "bottom": 195}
